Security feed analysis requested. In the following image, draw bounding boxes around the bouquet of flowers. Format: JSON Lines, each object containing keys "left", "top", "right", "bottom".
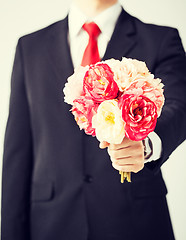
{"left": 63, "top": 58, "right": 164, "bottom": 183}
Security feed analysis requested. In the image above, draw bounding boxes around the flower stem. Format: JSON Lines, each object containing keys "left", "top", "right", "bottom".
{"left": 121, "top": 171, "right": 124, "bottom": 183}
{"left": 126, "top": 172, "right": 131, "bottom": 182}
{"left": 119, "top": 171, "right": 131, "bottom": 183}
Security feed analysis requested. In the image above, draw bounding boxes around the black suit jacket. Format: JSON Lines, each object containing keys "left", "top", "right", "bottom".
{"left": 2, "top": 9, "right": 186, "bottom": 240}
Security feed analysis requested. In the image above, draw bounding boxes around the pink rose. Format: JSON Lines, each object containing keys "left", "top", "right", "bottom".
{"left": 124, "top": 79, "right": 164, "bottom": 116}
{"left": 71, "top": 96, "right": 98, "bottom": 136}
{"left": 105, "top": 58, "right": 152, "bottom": 92}
{"left": 63, "top": 65, "right": 89, "bottom": 105}
{"left": 118, "top": 94, "right": 158, "bottom": 141}
{"left": 83, "top": 63, "right": 119, "bottom": 103}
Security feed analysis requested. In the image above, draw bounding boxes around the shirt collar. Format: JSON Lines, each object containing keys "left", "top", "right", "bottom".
{"left": 68, "top": 2, "right": 122, "bottom": 40}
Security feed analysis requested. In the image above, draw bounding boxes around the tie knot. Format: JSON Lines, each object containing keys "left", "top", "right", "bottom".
{"left": 83, "top": 22, "right": 101, "bottom": 39}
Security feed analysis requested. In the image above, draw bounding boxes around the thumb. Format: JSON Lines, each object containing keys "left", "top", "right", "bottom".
{"left": 99, "top": 141, "right": 109, "bottom": 149}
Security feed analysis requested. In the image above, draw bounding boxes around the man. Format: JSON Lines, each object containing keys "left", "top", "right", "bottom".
{"left": 1, "top": 0, "right": 186, "bottom": 239}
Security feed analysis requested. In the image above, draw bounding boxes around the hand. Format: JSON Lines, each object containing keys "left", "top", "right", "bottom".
{"left": 100, "top": 138, "right": 145, "bottom": 173}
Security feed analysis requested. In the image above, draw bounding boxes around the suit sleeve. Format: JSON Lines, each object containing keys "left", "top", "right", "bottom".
{"left": 146, "top": 28, "right": 186, "bottom": 172}
{"left": 1, "top": 39, "right": 33, "bottom": 240}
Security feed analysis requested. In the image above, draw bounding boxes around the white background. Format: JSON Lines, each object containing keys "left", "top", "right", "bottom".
{"left": 0, "top": 0, "right": 186, "bottom": 239}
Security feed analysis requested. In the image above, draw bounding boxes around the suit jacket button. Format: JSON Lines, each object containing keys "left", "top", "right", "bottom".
{"left": 84, "top": 175, "right": 93, "bottom": 183}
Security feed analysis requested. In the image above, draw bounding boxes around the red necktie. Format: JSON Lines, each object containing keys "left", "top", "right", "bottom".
{"left": 81, "top": 22, "right": 101, "bottom": 66}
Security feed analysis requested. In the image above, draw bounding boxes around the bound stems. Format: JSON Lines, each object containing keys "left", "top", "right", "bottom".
{"left": 119, "top": 171, "right": 131, "bottom": 183}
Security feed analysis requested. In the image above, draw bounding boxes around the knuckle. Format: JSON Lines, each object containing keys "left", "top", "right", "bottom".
{"left": 112, "top": 162, "right": 120, "bottom": 171}
{"left": 117, "top": 160, "right": 124, "bottom": 166}
{"left": 137, "top": 146, "right": 143, "bottom": 153}
{"left": 136, "top": 141, "right": 143, "bottom": 150}
{"left": 133, "top": 165, "right": 139, "bottom": 173}
{"left": 114, "top": 159, "right": 123, "bottom": 167}
{"left": 112, "top": 159, "right": 118, "bottom": 164}
{"left": 139, "top": 162, "right": 144, "bottom": 170}
{"left": 138, "top": 153, "right": 144, "bottom": 159}
{"left": 119, "top": 166, "right": 126, "bottom": 172}
{"left": 110, "top": 156, "right": 114, "bottom": 163}
{"left": 109, "top": 144, "right": 116, "bottom": 150}
{"left": 133, "top": 163, "right": 144, "bottom": 173}
{"left": 112, "top": 150, "right": 117, "bottom": 159}
{"left": 136, "top": 151, "right": 144, "bottom": 159}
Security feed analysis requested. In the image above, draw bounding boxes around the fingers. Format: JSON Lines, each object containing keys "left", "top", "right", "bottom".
{"left": 99, "top": 138, "right": 145, "bottom": 173}
{"left": 112, "top": 162, "right": 144, "bottom": 173}
{"left": 108, "top": 139, "right": 145, "bottom": 173}
{"left": 109, "top": 137, "right": 141, "bottom": 150}
{"left": 108, "top": 141, "right": 144, "bottom": 159}
{"left": 111, "top": 155, "right": 141, "bottom": 166}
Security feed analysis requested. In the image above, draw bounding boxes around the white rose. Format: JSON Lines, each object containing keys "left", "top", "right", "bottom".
{"left": 92, "top": 100, "right": 125, "bottom": 144}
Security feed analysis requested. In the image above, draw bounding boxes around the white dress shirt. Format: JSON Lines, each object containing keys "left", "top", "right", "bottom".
{"left": 68, "top": 2, "right": 122, "bottom": 68}
{"left": 68, "top": 2, "right": 162, "bottom": 162}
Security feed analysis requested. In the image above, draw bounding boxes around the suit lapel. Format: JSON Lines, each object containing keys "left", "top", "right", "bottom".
{"left": 46, "top": 16, "right": 74, "bottom": 83}
{"left": 45, "top": 17, "right": 85, "bottom": 170}
{"left": 102, "top": 9, "right": 137, "bottom": 61}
